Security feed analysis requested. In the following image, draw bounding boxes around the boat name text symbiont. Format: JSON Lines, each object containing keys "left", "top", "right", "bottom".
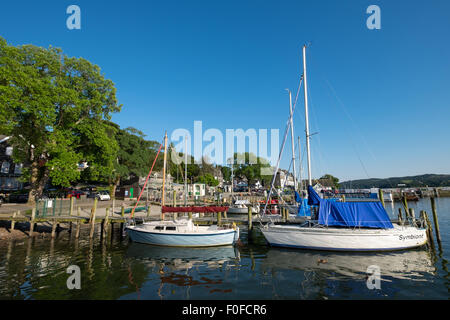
{"left": 399, "top": 234, "right": 424, "bottom": 241}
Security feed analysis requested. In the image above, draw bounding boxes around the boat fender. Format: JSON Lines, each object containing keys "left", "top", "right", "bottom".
{"left": 232, "top": 222, "right": 237, "bottom": 230}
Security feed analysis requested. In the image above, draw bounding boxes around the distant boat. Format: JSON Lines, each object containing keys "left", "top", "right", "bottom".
{"left": 227, "top": 199, "right": 259, "bottom": 215}
{"left": 260, "top": 45, "right": 427, "bottom": 252}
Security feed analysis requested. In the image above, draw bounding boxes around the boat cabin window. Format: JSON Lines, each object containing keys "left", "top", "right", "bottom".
{"left": 165, "top": 226, "right": 177, "bottom": 231}
{"left": 155, "top": 226, "right": 164, "bottom": 230}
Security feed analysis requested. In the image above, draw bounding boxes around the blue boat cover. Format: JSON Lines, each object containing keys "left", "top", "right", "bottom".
{"left": 294, "top": 191, "right": 302, "bottom": 203}
{"left": 318, "top": 200, "right": 394, "bottom": 229}
{"left": 297, "top": 198, "right": 312, "bottom": 216}
{"left": 307, "top": 185, "right": 393, "bottom": 228}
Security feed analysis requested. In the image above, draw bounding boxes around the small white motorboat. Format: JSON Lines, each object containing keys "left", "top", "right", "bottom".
{"left": 227, "top": 199, "right": 259, "bottom": 215}
{"left": 126, "top": 218, "right": 240, "bottom": 247}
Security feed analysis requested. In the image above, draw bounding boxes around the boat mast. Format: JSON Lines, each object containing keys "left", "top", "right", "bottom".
{"left": 184, "top": 134, "right": 188, "bottom": 206}
{"left": 298, "top": 136, "right": 303, "bottom": 194}
{"left": 161, "top": 131, "right": 168, "bottom": 217}
{"left": 302, "top": 45, "right": 312, "bottom": 186}
{"left": 288, "top": 90, "right": 298, "bottom": 192}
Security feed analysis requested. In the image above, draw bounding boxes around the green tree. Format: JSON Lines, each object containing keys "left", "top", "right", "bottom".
{"left": 197, "top": 173, "right": 219, "bottom": 186}
{"left": 0, "top": 37, "right": 121, "bottom": 203}
{"left": 319, "top": 174, "right": 340, "bottom": 189}
{"left": 232, "top": 152, "right": 272, "bottom": 186}
{"left": 107, "top": 126, "right": 163, "bottom": 197}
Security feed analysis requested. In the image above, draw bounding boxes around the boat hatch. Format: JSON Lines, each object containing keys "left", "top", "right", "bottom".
{"left": 155, "top": 226, "right": 164, "bottom": 230}
{"left": 166, "top": 226, "right": 177, "bottom": 231}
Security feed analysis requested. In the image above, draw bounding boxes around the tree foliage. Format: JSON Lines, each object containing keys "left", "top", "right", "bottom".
{"left": 0, "top": 37, "right": 121, "bottom": 202}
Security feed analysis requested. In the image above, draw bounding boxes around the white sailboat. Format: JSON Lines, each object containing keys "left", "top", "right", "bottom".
{"left": 126, "top": 133, "right": 240, "bottom": 247}
{"left": 260, "top": 45, "right": 427, "bottom": 252}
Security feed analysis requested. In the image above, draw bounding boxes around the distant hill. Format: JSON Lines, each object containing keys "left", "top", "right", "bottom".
{"left": 340, "top": 174, "right": 450, "bottom": 189}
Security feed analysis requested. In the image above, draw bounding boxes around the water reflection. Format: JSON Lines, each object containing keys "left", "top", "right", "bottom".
{"left": 261, "top": 247, "right": 436, "bottom": 281}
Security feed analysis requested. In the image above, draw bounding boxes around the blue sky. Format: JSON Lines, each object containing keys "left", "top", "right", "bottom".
{"left": 1, "top": 0, "right": 449, "bottom": 182}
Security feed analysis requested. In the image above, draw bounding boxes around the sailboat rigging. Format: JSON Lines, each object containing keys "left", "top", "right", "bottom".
{"left": 260, "top": 45, "right": 427, "bottom": 251}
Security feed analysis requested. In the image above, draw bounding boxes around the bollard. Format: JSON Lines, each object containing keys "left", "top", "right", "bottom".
{"left": 430, "top": 197, "right": 441, "bottom": 244}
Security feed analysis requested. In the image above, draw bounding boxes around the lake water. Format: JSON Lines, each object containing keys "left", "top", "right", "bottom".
{"left": 0, "top": 197, "right": 449, "bottom": 300}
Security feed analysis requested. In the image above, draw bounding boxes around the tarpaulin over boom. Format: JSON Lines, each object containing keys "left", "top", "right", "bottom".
{"left": 162, "top": 206, "right": 229, "bottom": 213}
{"left": 318, "top": 200, "right": 394, "bottom": 229}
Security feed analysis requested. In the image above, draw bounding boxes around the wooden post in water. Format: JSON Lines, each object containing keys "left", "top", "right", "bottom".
{"left": 121, "top": 204, "right": 125, "bottom": 218}
{"left": 103, "top": 207, "right": 110, "bottom": 239}
{"left": 422, "top": 211, "right": 435, "bottom": 248}
{"left": 341, "top": 195, "right": 346, "bottom": 202}
{"left": 29, "top": 208, "right": 36, "bottom": 237}
{"left": 378, "top": 189, "right": 385, "bottom": 208}
{"left": 247, "top": 206, "right": 253, "bottom": 234}
{"left": 408, "top": 208, "right": 416, "bottom": 226}
{"left": 89, "top": 198, "right": 98, "bottom": 239}
{"left": 430, "top": 197, "right": 441, "bottom": 244}
{"left": 75, "top": 220, "right": 81, "bottom": 239}
{"left": 398, "top": 208, "right": 403, "bottom": 226}
{"left": 188, "top": 211, "right": 193, "bottom": 220}
{"left": 51, "top": 219, "right": 57, "bottom": 238}
{"left": 11, "top": 211, "right": 17, "bottom": 230}
{"left": 402, "top": 194, "right": 409, "bottom": 215}
{"left": 146, "top": 205, "right": 151, "bottom": 218}
{"left": 217, "top": 211, "right": 222, "bottom": 226}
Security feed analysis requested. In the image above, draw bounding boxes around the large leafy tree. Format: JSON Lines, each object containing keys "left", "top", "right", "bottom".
{"left": 108, "top": 126, "right": 163, "bottom": 196}
{"left": 232, "top": 152, "right": 272, "bottom": 186}
{"left": 0, "top": 37, "right": 121, "bottom": 203}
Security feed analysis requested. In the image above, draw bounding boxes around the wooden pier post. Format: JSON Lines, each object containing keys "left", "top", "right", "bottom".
{"left": 11, "top": 211, "right": 17, "bottom": 230}
{"left": 89, "top": 198, "right": 98, "bottom": 239}
{"left": 408, "top": 208, "right": 416, "bottom": 226}
{"left": 188, "top": 212, "right": 192, "bottom": 220}
{"left": 146, "top": 205, "right": 151, "bottom": 218}
{"left": 29, "top": 208, "right": 36, "bottom": 237}
{"left": 69, "top": 196, "right": 74, "bottom": 216}
{"left": 402, "top": 194, "right": 409, "bottom": 215}
{"left": 248, "top": 206, "right": 253, "bottom": 233}
{"left": 103, "top": 207, "right": 110, "bottom": 239}
{"left": 398, "top": 208, "right": 403, "bottom": 226}
{"left": 51, "top": 219, "right": 57, "bottom": 238}
{"left": 430, "top": 197, "right": 441, "bottom": 244}
{"left": 75, "top": 220, "right": 81, "bottom": 239}
{"left": 378, "top": 189, "right": 385, "bottom": 208}
{"left": 217, "top": 211, "right": 222, "bottom": 226}
{"left": 77, "top": 206, "right": 81, "bottom": 217}
{"left": 121, "top": 204, "right": 125, "bottom": 218}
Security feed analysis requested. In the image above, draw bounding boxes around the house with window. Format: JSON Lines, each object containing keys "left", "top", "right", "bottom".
{"left": 0, "top": 135, "right": 25, "bottom": 191}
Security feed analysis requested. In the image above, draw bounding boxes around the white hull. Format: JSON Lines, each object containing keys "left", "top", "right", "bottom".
{"left": 126, "top": 219, "right": 239, "bottom": 247}
{"left": 260, "top": 223, "right": 427, "bottom": 252}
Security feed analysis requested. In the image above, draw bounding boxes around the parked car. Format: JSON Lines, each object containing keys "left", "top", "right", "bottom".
{"left": 96, "top": 190, "right": 110, "bottom": 201}
{"left": 67, "top": 190, "right": 85, "bottom": 199}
